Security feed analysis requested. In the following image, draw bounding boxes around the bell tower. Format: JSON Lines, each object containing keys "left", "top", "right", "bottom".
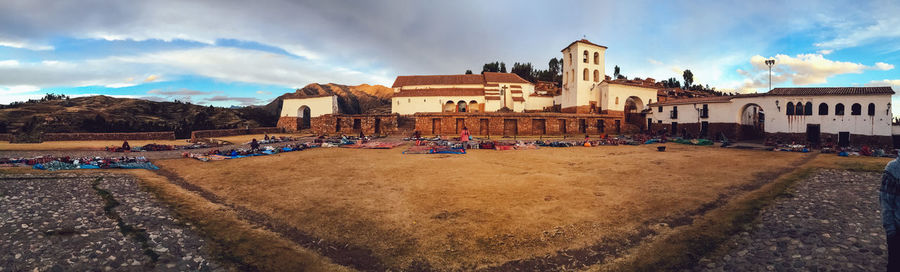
{"left": 560, "top": 39, "right": 607, "bottom": 113}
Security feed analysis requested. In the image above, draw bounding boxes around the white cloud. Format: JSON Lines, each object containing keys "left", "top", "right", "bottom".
{"left": 740, "top": 53, "right": 886, "bottom": 88}
{"left": 144, "top": 74, "right": 159, "bottom": 82}
{"left": 817, "top": 49, "right": 833, "bottom": 55}
{"left": 865, "top": 79, "right": 900, "bottom": 87}
{"left": 815, "top": 17, "right": 900, "bottom": 50}
{"left": 112, "top": 47, "right": 393, "bottom": 87}
{"left": 875, "top": 62, "right": 894, "bottom": 71}
{"left": 256, "top": 90, "right": 271, "bottom": 95}
{"left": 647, "top": 58, "right": 662, "bottom": 65}
{"left": 0, "top": 40, "right": 53, "bottom": 51}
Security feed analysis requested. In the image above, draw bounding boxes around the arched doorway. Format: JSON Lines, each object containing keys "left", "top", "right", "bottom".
{"left": 624, "top": 96, "right": 645, "bottom": 130}
{"left": 443, "top": 101, "right": 456, "bottom": 112}
{"left": 457, "top": 101, "right": 468, "bottom": 112}
{"left": 297, "top": 106, "right": 311, "bottom": 129}
{"left": 469, "top": 100, "right": 479, "bottom": 112}
{"left": 738, "top": 103, "right": 765, "bottom": 140}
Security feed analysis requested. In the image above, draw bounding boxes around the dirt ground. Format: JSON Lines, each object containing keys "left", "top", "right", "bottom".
{"left": 154, "top": 144, "right": 812, "bottom": 270}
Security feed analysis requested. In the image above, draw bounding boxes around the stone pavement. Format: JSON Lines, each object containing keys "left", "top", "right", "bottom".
{"left": 0, "top": 172, "right": 224, "bottom": 271}
{"left": 695, "top": 169, "right": 888, "bottom": 271}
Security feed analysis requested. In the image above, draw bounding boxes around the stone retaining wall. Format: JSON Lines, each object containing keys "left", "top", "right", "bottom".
{"left": 413, "top": 112, "right": 626, "bottom": 136}
{"left": 309, "top": 114, "right": 398, "bottom": 136}
{"left": 190, "top": 127, "right": 282, "bottom": 142}
{"left": 41, "top": 132, "right": 176, "bottom": 141}
{"left": 0, "top": 133, "right": 11, "bottom": 142}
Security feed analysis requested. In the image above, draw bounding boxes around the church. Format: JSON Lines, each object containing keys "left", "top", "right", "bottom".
{"left": 276, "top": 39, "right": 895, "bottom": 147}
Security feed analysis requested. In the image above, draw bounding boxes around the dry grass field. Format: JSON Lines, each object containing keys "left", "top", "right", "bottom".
{"left": 153, "top": 144, "right": 814, "bottom": 270}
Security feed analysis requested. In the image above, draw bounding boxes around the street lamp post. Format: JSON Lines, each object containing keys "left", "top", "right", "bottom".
{"left": 765, "top": 59, "right": 776, "bottom": 91}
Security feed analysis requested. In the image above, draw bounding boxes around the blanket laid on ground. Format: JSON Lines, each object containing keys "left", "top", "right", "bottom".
{"left": 342, "top": 142, "right": 404, "bottom": 149}
{"left": 402, "top": 145, "right": 466, "bottom": 154}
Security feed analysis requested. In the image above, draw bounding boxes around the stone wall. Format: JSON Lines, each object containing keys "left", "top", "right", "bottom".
{"left": 648, "top": 121, "right": 895, "bottom": 148}
{"left": 412, "top": 112, "right": 626, "bottom": 136}
{"left": 649, "top": 122, "right": 740, "bottom": 140}
{"left": 41, "top": 131, "right": 176, "bottom": 141}
{"left": 190, "top": 127, "right": 282, "bottom": 142}
{"left": 765, "top": 132, "right": 893, "bottom": 149}
{"left": 309, "top": 114, "right": 399, "bottom": 136}
{"left": 0, "top": 133, "right": 12, "bottom": 142}
{"left": 276, "top": 116, "right": 300, "bottom": 132}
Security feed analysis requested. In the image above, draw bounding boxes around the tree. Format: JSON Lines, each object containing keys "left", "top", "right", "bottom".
{"left": 613, "top": 66, "right": 621, "bottom": 79}
{"left": 499, "top": 62, "right": 507, "bottom": 73}
{"left": 511, "top": 62, "right": 535, "bottom": 82}
{"left": 465, "top": 70, "right": 473, "bottom": 74}
{"left": 481, "top": 61, "right": 500, "bottom": 73}
{"left": 682, "top": 69, "right": 694, "bottom": 89}
{"left": 548, "top": 58, "right": 560, "bottom": 75}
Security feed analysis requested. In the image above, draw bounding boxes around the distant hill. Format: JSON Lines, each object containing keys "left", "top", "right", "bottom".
{"left": 0, "top": 95, "right": 276, "bottom": 139}
{"left": 263, "top": 83, "right": 393, "bottom": 116}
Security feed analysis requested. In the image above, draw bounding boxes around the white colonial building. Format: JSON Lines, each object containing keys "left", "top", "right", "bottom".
{"left": 647, "top": 87, "right": 895, "bottom": 147}
{"left": 389, "top": 39, "right": 659, "bottom": 116}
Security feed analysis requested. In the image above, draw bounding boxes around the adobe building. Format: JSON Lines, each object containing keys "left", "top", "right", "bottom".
{"left": 275, "top": 39, "right": 691, "bottom": 136}
{"left": 647, "top": 87, "right": 896, "bottom": 147}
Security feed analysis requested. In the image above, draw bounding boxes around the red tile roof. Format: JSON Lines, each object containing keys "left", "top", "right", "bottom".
{"left": 768, "top": 87, "right": 895, "bottom": 96}
{"left": 649, "top": 96, "right": 736, "bottom": 106}
{"left": 392, "top": 88, "right": 485, "bottom": 97}
{"left": 392, "top": 73, "right": 531, "bottom": 87}
{"left": 483, "top": 72, "right": 530, "bottom": 84}
{"left": 603, "top": 79, "right": 664, "bottom": 89}
{"left": 512, "top": 97, "right": 525, "bottom": 102}
{"left": 561, "top": 39, "right": 608, "bottom": 52}
{"left": 485, "top": 97, "right": 501, "bottom": 100}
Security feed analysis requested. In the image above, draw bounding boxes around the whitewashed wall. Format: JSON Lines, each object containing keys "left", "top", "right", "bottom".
{"left": 647, "top": 94, "right": 893, "bottom": 136}
{"left": 280, "top": 96, "right": 338, "bottom": 117}
{"left": 392, "top": 96, "right": 484, "bottom": 115}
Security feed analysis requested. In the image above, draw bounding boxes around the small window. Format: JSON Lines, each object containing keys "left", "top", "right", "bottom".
{"left": 593, "top": 52, "right": 600, "bottom": 64}
{"left": 868, "top": 103, "right": 875, "bottom": 116}
{"left": 835, "top": 103, "right": 845, "bottom": 115}
{"left": 593, "top": 69, "right": 600, "bottom": 82}
{"left": 851, "top": 103, "right": 861, "bottom": 115}
{"left": 408, "top": 98, "right": 411, "bottom": 103}
{"left": 818, "top": 103, "right": 828, "bottom": 115}
{"left": 786, "top": 102, "right": 794, "bottom": 116}
{"left": 804, "top": 102, "right": 813, "bottom": 116}
{"left": 700, "top": 104, "right": 709, "bottom": 118}
{"left": 583, "top": 68, "right": 589, "bottom": 81}
{"left": 615, "top": 97, "right": 619, "bottom": 105}
{"left": 583, "top": 50, "right": 588, "bottom": 63}
{"left": 658, "top": 106, "right": 663, "bottom": 112}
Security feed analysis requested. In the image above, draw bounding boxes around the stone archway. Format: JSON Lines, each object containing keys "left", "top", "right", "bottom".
{"left": 297, "top": 105, "right": 311, "bottom": 129}
{"left": 738, "top": 103, "right": 765, "bottom": 140}
{"left": 624, "top": 96, "right": 645, "bottom": 130}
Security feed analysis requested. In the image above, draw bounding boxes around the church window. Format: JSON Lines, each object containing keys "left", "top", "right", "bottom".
{"left": 583, "top": 68, "right": 588, "bottom": 81}
{"left": 593, "top": 70, "right": 600, "bottom": 82}
{"left": 868, "top": 103, "right": 875, "bottom": 116}
{"left": 835, "top": 103, "right": 844, "bottom": 115}
{"left": 593, "top": 52, "right": 599, "bottom": 64}
{"left": 583, "top": 50, "right": 588, "bottom": 63}
{"left": 851, "top": 103, "right": 861, "bottom": 115}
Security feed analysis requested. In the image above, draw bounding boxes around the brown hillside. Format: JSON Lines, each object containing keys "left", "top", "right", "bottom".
{"left": 0, "top": 95, "right": 275, "bottom": 139}
{"left": 264, "top": 83, "right": 392, "bottom": 115}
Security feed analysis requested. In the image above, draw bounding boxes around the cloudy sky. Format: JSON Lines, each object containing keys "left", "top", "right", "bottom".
{"left": 1, "top": 0, "right": 899, "bottom": 110}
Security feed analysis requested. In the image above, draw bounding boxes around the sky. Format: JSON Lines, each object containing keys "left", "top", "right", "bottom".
{"left": 1, "top": 0, "right": 899, "bottom": 111}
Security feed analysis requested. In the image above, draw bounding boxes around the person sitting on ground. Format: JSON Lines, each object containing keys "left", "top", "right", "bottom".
{"left": 122, "top": 140, "right": 131, "bottom": 152}
{"left": 881, "top": 157, "right": 900, "bottom": 271}
{"left": 250, "top": 138, "right": 260, "bottom": 152}
{"left": 460, "top": 127, "right": 470, "bottom": 150}
{"left": 264, "top": 134, "right": 270, "bottom": 141}
{"left": 584, "top": 134, "right": 592, "bottom": 147}
{"left": 413, "top": 130, "right": 421, "bottom": 139}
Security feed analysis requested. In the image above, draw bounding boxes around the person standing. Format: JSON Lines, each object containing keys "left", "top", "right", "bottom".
{"left": 881, "top": 157, "right": 900, "bottom": 271}
{"left": 460, "top": 127, "right": 470, "bottom": 150}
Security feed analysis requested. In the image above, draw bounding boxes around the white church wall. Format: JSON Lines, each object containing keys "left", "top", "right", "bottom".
{"left": 280, "top": 96, "right": 338, "bottom": 117}
{"left": 392, "top": 96, "right": 485, "bottom": 115}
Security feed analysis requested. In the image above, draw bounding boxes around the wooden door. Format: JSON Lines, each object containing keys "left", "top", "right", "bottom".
{"left": 432, "top": 118, "right": 441, "bottom": 135}
{"left": 532, "top": 119, "right": 546, "bottom": 135}
{"left": 503, "top": 119, "right": 517, "bottom": 136}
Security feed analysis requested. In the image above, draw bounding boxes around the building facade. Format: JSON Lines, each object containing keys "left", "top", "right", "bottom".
{"left": 647, "top": 87, "right": 895, "bottom": 147}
